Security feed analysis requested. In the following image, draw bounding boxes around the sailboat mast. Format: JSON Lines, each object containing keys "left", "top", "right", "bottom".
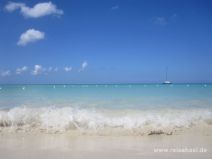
{"left": 163, "top": 67, "right": 171, "bottom": 84}
{"left": 166, "top": 67, "right": 168, "bottom": 81}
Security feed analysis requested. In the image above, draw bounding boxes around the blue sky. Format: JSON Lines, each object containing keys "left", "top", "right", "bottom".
{"left": 0, "top": 0, "right": 212, "bottom": 84}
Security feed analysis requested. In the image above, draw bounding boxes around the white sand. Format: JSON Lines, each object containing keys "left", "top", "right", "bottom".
{"left": 0, "top": 126, "right": 212, "bottom": 159}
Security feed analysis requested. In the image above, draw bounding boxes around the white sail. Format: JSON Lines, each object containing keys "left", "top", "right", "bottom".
{"left": 163, "top": 67, "right": 172, "bottom": 84}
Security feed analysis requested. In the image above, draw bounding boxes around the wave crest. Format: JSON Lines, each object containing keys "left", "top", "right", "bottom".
{"left": 0, "top": 107, "right": 212, "bottom": 135}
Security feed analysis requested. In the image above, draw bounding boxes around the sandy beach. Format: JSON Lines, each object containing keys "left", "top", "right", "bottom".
{"left": 0, "top": 126, "right": 212, "bottom": 159}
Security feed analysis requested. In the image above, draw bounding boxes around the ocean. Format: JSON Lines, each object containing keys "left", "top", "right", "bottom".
{"left": 0, "top": 84, "right": 212, "bottom": 135}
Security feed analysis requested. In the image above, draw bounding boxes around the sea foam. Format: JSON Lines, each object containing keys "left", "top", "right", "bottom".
{"left": 0, "top": 106, "right": 212, "bottom": 135}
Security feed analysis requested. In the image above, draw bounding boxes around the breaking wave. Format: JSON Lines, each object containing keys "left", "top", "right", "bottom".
{"left": 0, "top": 106, "right": 212, "bottom": 135}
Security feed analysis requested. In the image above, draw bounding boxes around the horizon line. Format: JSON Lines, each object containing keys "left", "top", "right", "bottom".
{"left": 0, "top": 82, "right": 211, "bottom": 85}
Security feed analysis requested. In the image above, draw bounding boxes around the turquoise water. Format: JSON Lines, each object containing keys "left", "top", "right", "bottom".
{"left": 0, "top": 84, "right": 211, "bottom": 109}
{"left": 0, "top": 84, "right": 212, "bottom": 134}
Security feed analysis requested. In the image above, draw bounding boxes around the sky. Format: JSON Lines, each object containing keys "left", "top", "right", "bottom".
{"left": 0, "top": 0, "right": 212, "bottom": 84}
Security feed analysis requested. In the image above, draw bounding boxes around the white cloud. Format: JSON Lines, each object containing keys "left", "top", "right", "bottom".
{"left": 31, "top": 65, "right": 58, "bottom": 75}
{"left": 16, "top": 66, "right": 28, "bottom": 74}
{"left": 79, "top": 61, "right": 88, "bottom": 72}
{"left": 46, "top": 67, "right": 58, "bottom": 73}
{"left": 32, "top": 65, "right": 42, "bottom": 75}
{"left": 5, "top": 2, "right": 24, "bottom": 11}
{"left": 64, "top": 66, "right": 72, "bottom": 72}
{"left": 1, "top": 70, "right": 11, "bottom": 77}
{"left": 5, "top": 1, "right": 63, "bottom": 18}
{"left": 152, "top": 17, "right": 167, "bottom": 26}
{"left": 17, "top": 29, "right": 45, "bottom": 46}
{"left": 82, "top": 61, "right": 88, "bottom": 69}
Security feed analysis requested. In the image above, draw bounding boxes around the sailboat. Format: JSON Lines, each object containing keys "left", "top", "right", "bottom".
{"left": 163, "top": 67, "right": 172, "bottom": 84}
